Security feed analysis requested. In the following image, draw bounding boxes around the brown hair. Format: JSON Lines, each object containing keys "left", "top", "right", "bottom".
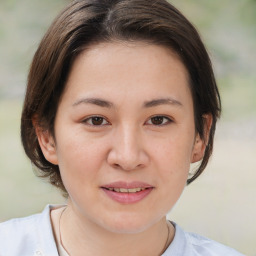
{"left": 21, "top": 0, "right": 221, "bottom": 193}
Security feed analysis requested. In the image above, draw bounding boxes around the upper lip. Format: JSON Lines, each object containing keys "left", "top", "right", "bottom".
{"left": 101, "top": 181, "right": 154, "bottom": 189}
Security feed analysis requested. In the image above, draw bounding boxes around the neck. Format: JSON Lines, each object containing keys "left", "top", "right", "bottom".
{"left": 60, "top": 201, "right": 174, "bottom": 256}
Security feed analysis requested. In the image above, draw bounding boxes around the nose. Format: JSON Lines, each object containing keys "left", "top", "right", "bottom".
{"left": 107, "top": 125, "right": 149, "bottom": 171}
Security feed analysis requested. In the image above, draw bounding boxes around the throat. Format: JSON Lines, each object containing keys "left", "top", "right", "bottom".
{"left": 55, "top": 201, "right": 174, "bottom": 256}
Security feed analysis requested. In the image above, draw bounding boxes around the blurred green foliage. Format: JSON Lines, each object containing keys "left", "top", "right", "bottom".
{"left": 0, "top": 0, "right": 69, "bottom": 98}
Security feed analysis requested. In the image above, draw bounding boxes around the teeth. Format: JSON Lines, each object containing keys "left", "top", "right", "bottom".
{"left": 107, "top": 188, "right": 146, "bottom": 193}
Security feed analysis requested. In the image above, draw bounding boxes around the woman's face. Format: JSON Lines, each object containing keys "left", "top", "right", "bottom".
{"left": 39, "top": 42, "right": 206, "bottom": 233}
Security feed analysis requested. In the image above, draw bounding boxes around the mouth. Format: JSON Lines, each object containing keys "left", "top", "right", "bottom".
{"left": 100, "top": 181, "right": 154, "bottom": 204}
{"left": 103, "top": 187, "right": 149, "bottom": 193}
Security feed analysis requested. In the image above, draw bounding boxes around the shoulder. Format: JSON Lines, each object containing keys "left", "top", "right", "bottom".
{"left": 163, "top": 222, "right": 245, "bottom": 256}
{"left": 0, "top": 205, "right": 59, "bottom": 256}
{"left": 0, "top": 212, "right": 41, "bottom": 254}
{"left": 185, "top": 231, "right": 245, "bottom": 256}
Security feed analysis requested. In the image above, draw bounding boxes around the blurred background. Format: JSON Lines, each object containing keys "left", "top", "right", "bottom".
{"left": 0, "top": 0, "right": 255, "bottom": 255}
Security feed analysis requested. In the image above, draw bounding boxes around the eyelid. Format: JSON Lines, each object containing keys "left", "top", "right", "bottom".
{"left": 145, "top": 115, "right": 173, "bottom": 126}
{"left": 82, "top": 115, "right": 110, "bottom": 126}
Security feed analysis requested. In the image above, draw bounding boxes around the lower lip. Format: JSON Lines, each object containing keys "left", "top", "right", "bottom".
{"left": 101, "top": 188, "right": 153, "bottom": 204}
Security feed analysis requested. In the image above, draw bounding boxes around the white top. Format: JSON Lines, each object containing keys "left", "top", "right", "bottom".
{"left": 0, "top": 205, "right": 245, "bottom": 256}
{"left": 58, "top": 243, "right": 69, "bottom": 256}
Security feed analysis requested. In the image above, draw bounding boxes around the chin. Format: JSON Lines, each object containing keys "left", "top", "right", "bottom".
{"left": 99, "top": 212, "right": 159, "bottom": 234}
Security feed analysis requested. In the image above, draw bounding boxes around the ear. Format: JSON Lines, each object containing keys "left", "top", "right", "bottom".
{"left": 191, "top": 114, "right": 213, "bottom": 163}
{"left": 33, "top": 119, "right": 58, "bottom": 165}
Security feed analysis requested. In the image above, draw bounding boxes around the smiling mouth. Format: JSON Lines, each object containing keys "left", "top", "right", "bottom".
{"left": 103, "top": 187, "right": 149, "bottom": 193}
{"left": 101, "top": 183, "right": 154, "bottom": 203}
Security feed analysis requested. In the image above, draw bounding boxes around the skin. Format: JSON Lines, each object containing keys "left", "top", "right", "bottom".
{"left": 37, "top": 41, "right": 211, "bottom": 256}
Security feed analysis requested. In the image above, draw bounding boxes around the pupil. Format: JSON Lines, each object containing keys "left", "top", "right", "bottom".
{"left": 92, "top": 117, "right": 103, "bottom": 125}
{"left": 152, "top": 116, "right": 163, "bottom": 125}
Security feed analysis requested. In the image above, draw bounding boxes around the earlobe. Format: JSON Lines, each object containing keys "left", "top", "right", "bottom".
{"left": 33, "top": 122, "right": 58, "bottom": 165}
{"left": 191, "top": 134, "right": 205, "bottom": 163}
{"left": 191, "top": 114, "right": 212, "bottom": 163}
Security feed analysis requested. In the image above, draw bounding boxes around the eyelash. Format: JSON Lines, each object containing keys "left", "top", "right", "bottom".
{"left": 82, "top": 116, "right": 110, "bottom": 126}
{"left": 82, "top": 115, "right": 173, "bottom": 127}
{"left": 145, "top": 115, "right": 173, "bottom": 126}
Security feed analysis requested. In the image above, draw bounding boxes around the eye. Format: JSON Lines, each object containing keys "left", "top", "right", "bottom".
{"left": 82, "top": 116, "right": 109, "bottom": 126}
{"left": 146, "top": 115, "right": 172, "bottom": 126}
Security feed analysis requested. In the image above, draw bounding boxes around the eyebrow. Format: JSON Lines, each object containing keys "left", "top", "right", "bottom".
{"left": 72, "top": 97, "right": 182, "bottom": 108}
{"left": 72, "top": 98, "right": 114, "bottom": 108}
{"left": 143, "top": 98, "right": 183, "bottom": 108}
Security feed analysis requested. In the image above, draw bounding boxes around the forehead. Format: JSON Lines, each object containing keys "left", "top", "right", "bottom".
{"left": 74, "top": 41, "right": 187, "bottom": 76}
{"left": 61, "top": 41, "right": 191, "bottom": 107}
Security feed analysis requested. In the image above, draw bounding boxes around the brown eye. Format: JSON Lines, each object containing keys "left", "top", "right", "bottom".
{"left": 83, "top": 116, "right": 109, "bottom": 126}
{"left": 91, "top": 117, "right": 104, "bottom": 125}
{"left": 151, "top": 116, "right": 164, "bottom": 125}
{"left": 146, "top": 116, "right": 172, "bottom": 126}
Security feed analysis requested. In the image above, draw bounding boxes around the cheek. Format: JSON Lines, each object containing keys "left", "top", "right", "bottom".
{"left": 151, "top": 140, "right": 190, "bottom": 215}
{"left": 149, "top": 133, "right": 194, "bottom": 200}
{"left": 55, "top": 131, "right": 108, "bottom": 188}
{"left": 152, "top": 135, "right": 193, "bottom": 172}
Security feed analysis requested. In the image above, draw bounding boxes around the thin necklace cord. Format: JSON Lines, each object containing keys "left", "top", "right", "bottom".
{"left": 59, "top": 207, "right": 170, "bottom": 256}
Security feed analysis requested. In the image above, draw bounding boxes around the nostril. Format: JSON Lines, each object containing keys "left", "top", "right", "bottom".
{"left": 107, "top": 147, "right": 149, "bottom": 171}
{"left": 113, "top": 163, "right": 120, "bottom": 169}
{"left": 111, "top": 162, "right": 144, "bottom": 171}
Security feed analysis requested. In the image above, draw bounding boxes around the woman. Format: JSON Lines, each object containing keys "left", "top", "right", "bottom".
{"left": 0, "top": 0, "right": 245, "bottom": 255}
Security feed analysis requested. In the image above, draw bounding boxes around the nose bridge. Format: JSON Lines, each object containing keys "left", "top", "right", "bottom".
{"left": 108, "top": 122, "right": 148, "bottom": 170}
{"left": 121, "top": 123, "right": 139, "bottom": 156}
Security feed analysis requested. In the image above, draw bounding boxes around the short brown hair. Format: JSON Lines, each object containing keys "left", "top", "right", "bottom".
{"left": 21, "top": 0, "right": 221, "bottom": 194}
